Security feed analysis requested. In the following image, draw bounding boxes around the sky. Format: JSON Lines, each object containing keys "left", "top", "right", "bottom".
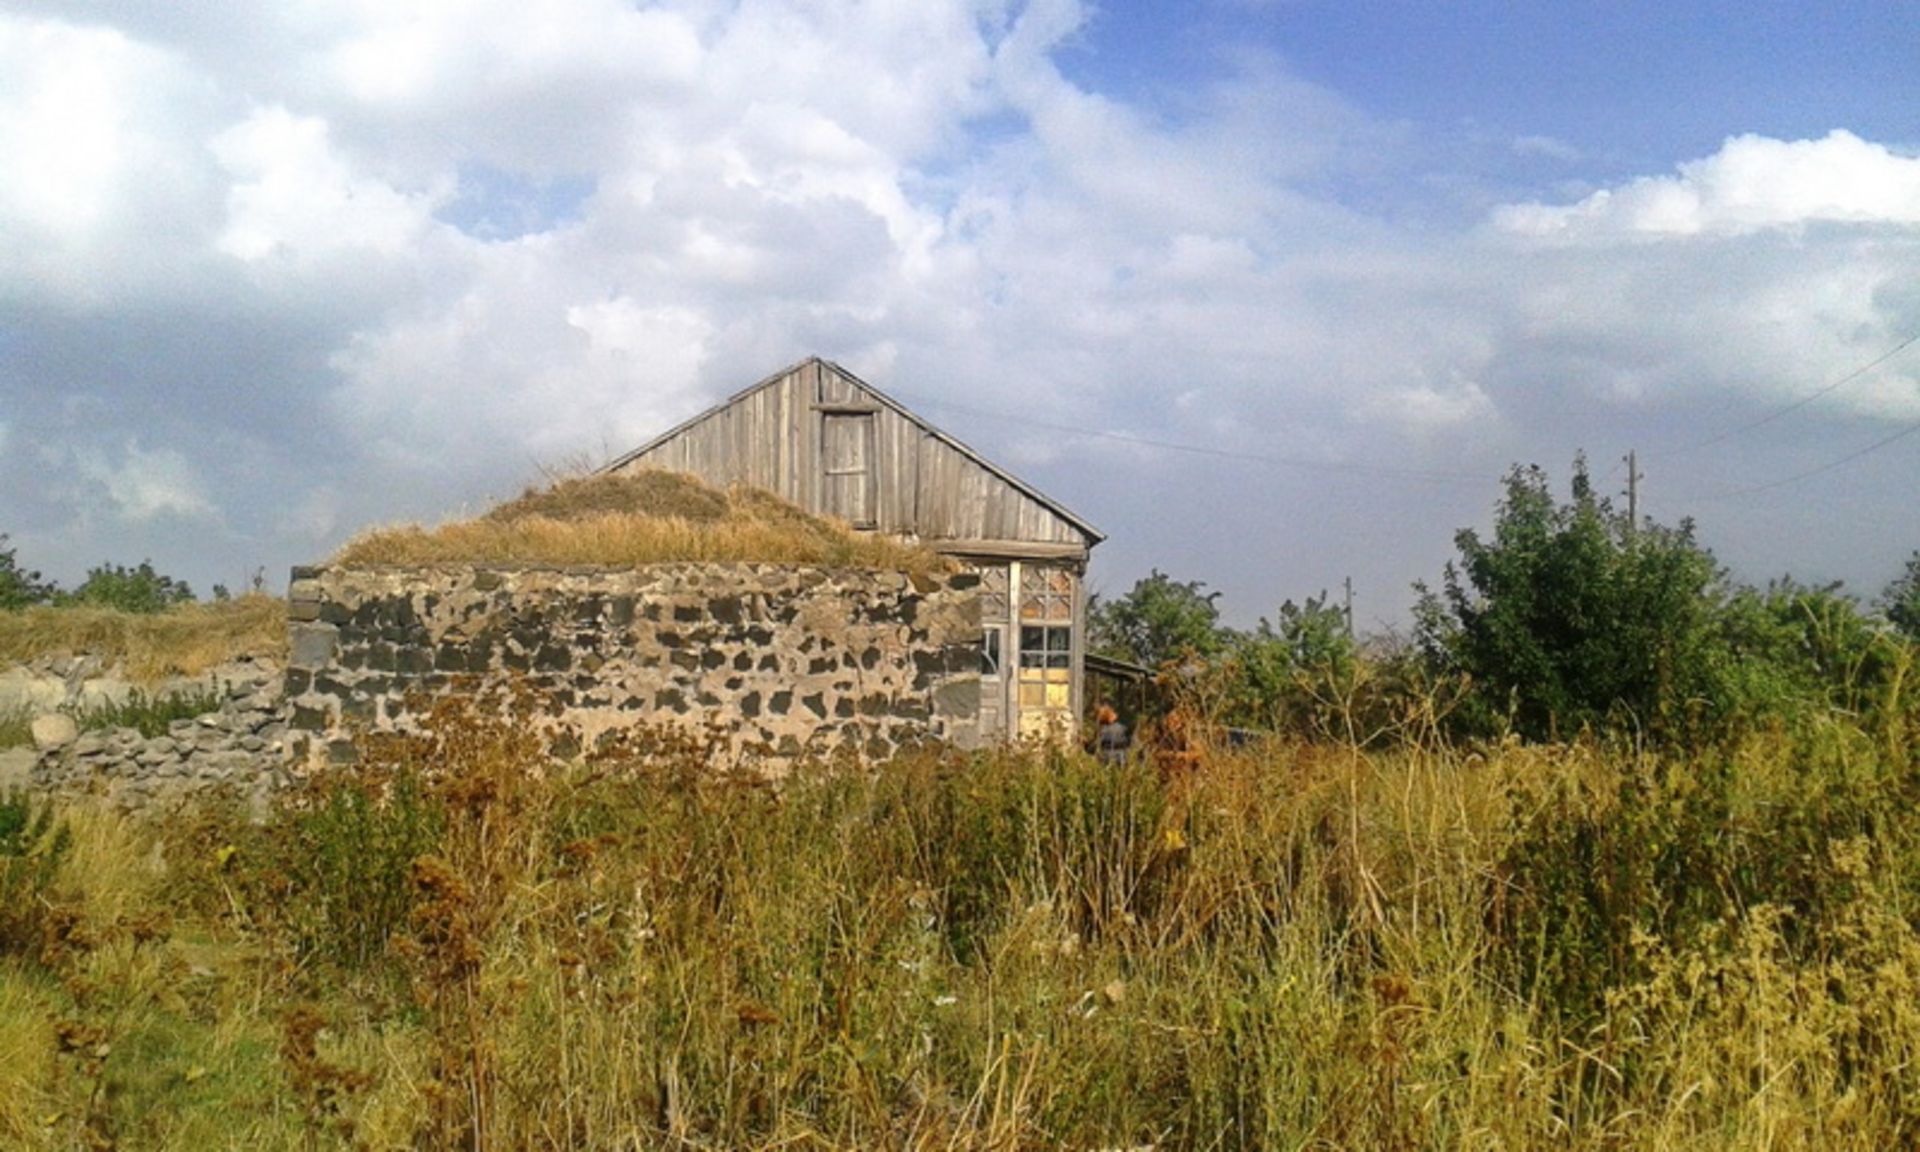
{"left": 2, "top": 1, "right": 1918, "bottom": 630}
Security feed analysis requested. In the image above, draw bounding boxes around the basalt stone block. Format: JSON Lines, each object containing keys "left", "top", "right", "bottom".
{"left": 758, "top": 654, "right": 780, "bottom": 672}
{"left": 534, "top": 645, "right": 573, "bottom": 672}
{"left": 472, "top": 570, "right": 505, "bottom": 592}
{"left": 741, "top": 691, "right": 762, "bottom": 718}
{"left": 860, "top": 646, "right": 881, "bottom": 670}
{"left": 931, "top": 679, "right": 980, "bottom": 720}
{"left": 769, "top": 690, "right": 792, "bottom": 714}
{"left": 398, "top": 646, "right": 434, "bottom": 676}
{"left": 834, "top": 697, "right": 856, "bottom": 719}
{"left": 319, "top": 601, "right": 353, "bottom": 625}
{"left": 747, "top": 626, "right": 775, "bottom": 647}
{"left": 808, "top": 656, "right": 835, "bottom": 675}
{"left": 327, "top": 740, "right": 359, "bottom": 766}
{"left": 801, "top": 693, "right": 826, "bottom": 719}
{"left": 700, "top": 649, "right": 727, "bottom": 671}
{"left": 283, "top": 669, "right": 313, "bottom": 696}
{"left": 673, "top": 604, "right": 702, "bottom": 623}
{"left": 609, "top": 597, "right": 636, "bottom": 627}
{"left": 732, "top": 651, "right": 753, "bottom": 672}
{"left": 366, "top": 642, "right": 397, "bottom": 672}
{"left": 291, "top": 703, "right": 330, "bottom": 732}
{"left": 710, "top": 596, "right": 743, "bottom": 626}
{"left": 670, "top": 651, "right": 699, "bottom": 672}
{"left": 341, "top": 696, "right": 377, "bottom": 723}
{"left": 288, "top": 598, "right": 322, "bottom": 622}
{"left": 657, "top": 687, "right": 686, "bottom": 712}
{"left": 289, "top": 624, "right": 339, "bottom": 669}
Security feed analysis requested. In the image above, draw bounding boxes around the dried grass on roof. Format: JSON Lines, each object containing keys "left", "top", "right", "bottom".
{"left": 0, "top": 595, "right": 288, "bottom": 682}
{"left": 334, "top": 470, "right": 947, "bottom": 574}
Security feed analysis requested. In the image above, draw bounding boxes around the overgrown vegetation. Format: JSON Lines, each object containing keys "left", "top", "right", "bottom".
{"left": 3, "top": 700, "right": 1920, "bottom": 1148}
{"left": 334, "top": 470, "right": 947, "bottom": 573}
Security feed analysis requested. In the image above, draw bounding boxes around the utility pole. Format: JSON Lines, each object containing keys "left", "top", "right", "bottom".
{"left": 1342, "top": 576, "right": 1355, "bottom": 641}
{"left": 1624, "top": 450, "right": 1642, "bottom": 539}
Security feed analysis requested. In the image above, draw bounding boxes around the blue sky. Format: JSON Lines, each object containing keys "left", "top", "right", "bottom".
{"left": 1, "top": 1, "right": 1917, "bottom": 627}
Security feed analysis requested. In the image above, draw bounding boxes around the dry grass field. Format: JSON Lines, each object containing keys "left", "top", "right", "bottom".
{"left": 3, "top": 696, "right": 1918, "bottom": 1149}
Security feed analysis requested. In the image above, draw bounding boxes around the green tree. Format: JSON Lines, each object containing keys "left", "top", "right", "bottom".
{"left": 1414, "top": 458, "right": 1726, "bottom": 741}
{"left": 1089, "top": 569, "right": 1227, "bottom": 669}
{"left": 0, "top": 534, "right": 55, "bottom": 611}
{"left": 1716, "top": 577, "right": 1901, "bottom": 721}
{"left": 62, "top": 560, "right": 194, "bottom": 614}
{"left": 1881, "top": 552, "right": 1920, "bottom": 643}
{"left": 1220, "top": 592, "right": 1362, "bottom": 734}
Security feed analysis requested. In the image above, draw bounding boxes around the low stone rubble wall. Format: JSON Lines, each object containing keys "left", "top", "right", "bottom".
{"left": 285, "top": 563, "right": 983, "bottom": 770}
{"left": 25, "top": 658, "right": 289, "bottom": 812}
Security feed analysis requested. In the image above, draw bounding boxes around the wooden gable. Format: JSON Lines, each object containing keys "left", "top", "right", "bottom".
{"left": 604, "top": 358, "right": 1103, "bottom": 563}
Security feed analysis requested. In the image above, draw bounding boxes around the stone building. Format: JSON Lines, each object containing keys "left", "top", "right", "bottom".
{"left": 606, "top": 357, "right": 1105, "bottom": 739}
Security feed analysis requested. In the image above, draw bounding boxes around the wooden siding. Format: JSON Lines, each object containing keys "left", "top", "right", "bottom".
{"left": 610, "top": 359, "right": 1098, "bottom": 559}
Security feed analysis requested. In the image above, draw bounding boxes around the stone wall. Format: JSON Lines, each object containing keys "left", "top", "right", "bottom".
{"left": 284, "top": 563, "right": 982, "bottom": 769}
{"left": 24, "top": 657, "right": 289, "bottom": 813}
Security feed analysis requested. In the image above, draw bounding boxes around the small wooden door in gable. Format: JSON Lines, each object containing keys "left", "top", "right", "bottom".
{"left": 821, "top": 413, "right": 875, "bottom": 527}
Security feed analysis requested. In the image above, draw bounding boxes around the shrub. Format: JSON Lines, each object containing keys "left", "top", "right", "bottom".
{"left": 0, "top": 790, "right": 72, "bottom": 957}
{"left": 261, "top": 765, "right": 444, "bottom": 971}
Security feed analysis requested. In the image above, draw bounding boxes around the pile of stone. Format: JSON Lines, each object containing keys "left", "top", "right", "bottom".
{"left": 27, "top": 659, "right": 291, "bottom": 814}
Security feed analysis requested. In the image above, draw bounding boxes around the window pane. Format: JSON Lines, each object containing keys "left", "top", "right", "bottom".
{"left": 982, "top": 630, "right": 1001, "bottom": 675}
{"left": 1047, "top": 627, "right": 1071, "bottom": 652}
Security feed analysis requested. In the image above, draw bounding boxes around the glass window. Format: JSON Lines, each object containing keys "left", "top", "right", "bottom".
{"left": 981, "top": 629, "right": 1002, "bottom": 676}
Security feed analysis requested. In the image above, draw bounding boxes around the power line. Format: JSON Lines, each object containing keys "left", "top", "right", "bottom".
{"left": 1647, "top": 330, "right": 1920, "bottom": 459}
{"left": 890, "top": 390, "right": 1495, "bottom": 484}
{"left": 1698, "top": 411, "right": 1920, "bottom": 501}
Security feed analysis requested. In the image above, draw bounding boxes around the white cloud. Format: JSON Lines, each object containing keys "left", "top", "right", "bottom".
{"left": 1496, "top": 130, "right": 1920, "bottom": 238}
{"left": 0, "top": 15, "right": 222, "bottom": 304}
{"left": 212, "top": 106, "right": 446, "bottom": 262}
{"left": 75, "top": 442, "right": 217, "bottom": 522}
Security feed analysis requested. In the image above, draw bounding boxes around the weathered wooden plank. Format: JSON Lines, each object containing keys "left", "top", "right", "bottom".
{"left": 929, "top": 539, "right": 1089, "bottom": 562}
